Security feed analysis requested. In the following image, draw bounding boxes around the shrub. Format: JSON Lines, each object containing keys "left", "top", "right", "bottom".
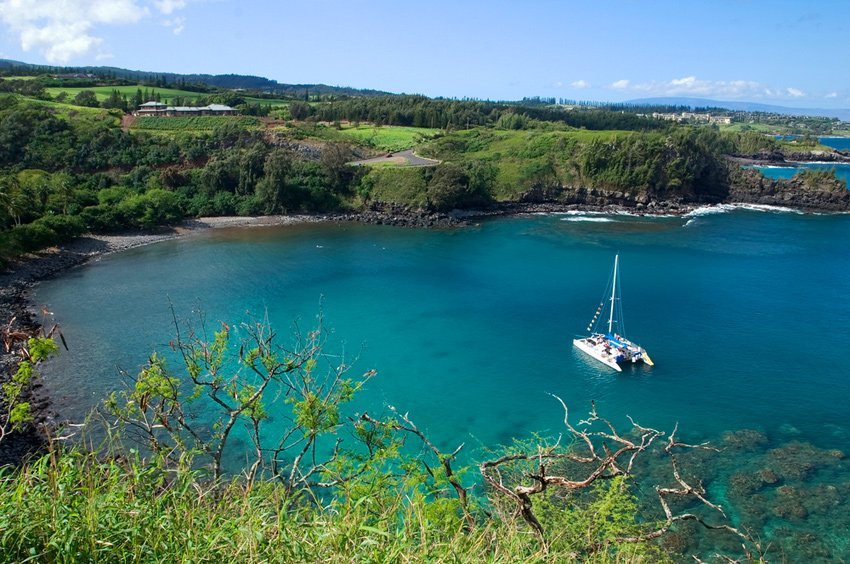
{"left": 6, "top": 222, "right": 58, "bottom": 253}
{"left": 31, "top": 214, "right": 86, "bottom": 240}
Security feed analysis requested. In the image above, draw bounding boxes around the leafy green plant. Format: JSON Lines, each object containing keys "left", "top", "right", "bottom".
{"left": 99, "top": 308, "right": 380, "bottom": 492}
{"left": 1, "top": 318, "right": 60, "bottom": 445}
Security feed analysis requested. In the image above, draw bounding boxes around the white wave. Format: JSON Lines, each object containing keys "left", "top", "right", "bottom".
{"left": 683, "top": 204, "right": 737, "bottom": 218}
{"left": 560, "top": 217, "right": 616, "bottom": 223}
{"left": 683, "top": 203, "right": 803, "bottom": 220}
{"left": 788, "top": 161, "right": 850, "bottom": 166}
{"left": 751, "top": 165, "right": 798, "bottom": 169}
{"left": 734, "top": 203, "right": 804, "bottom": 214}
{"left": 684, "top": 218, "right": 697, "bottom": 227}
{"left": 553, "top": 209, "right": 676, "bottom": 219}
{"left": 553, "top": 210, "right": 611, "bottom": 216}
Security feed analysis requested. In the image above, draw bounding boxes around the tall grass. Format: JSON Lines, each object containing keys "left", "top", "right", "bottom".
{"left": 0, "top": 446, "right": 668, "bottom": 562}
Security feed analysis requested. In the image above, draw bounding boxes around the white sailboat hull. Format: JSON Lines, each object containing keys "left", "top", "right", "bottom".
{"left": 573, "top": 337, "right": 623, "bottom": 372}
{"left": 573, "top": 335, "right": 651, "bottom": 372}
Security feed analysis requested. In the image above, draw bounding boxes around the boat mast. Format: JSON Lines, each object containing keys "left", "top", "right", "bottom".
{"left": 608, "top": 254, "right": 618, "bottom": 334}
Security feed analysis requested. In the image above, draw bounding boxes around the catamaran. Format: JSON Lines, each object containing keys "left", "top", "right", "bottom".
{"left": 572, "top": 254, "right": 654, "bottom": 372}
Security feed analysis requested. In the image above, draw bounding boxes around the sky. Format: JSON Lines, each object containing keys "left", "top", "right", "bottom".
{"left": 0, "top": 0, "right": 848, "bottom": 108}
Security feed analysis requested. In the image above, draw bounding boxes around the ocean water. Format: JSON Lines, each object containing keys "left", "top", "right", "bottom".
{"left": 819, "top": 136, "right": 850, "bottom": 151}
{"left": 749, "top": 161, "right": 850, "bottom": 184}
{"left": 34, "top": 209, "right": 850, "bottom": 559}
{"left": 773, "top": 135, "right": 850, "bottom": 151}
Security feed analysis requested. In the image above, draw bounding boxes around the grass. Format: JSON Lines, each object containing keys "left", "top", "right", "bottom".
{"left": 43, "top": 85, "right": 292, "bottom": 107}
{"left": 45, "top": 84, "right": 208, "bottom": 102}
{"left": 8, "top": 94, "right": 122, "bottom": 124}
{"left": 362, "top": 167, "right": 429, "bottom": 207}
{"left": 300, "top": 124, "right": 441, "bottom": 153}
{"left": 718, "top": 122, "right": 790, "bottom": 135}
{"left": 0, "top": 446, "right": 666, "bottom": 563}
{"left": 416, "top": 127, "right": 634, "bottom": 200}
{"left": 335, "top": 125, "right": 441, "bottom": 152}
{"left": 131, "top": 116, "right": 261, "bottom": 131}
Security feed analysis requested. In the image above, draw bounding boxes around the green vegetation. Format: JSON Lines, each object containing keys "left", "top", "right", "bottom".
{"left": 0, "top": 315, "right": 756, "bottom": 561}
{"left": 0, "top": 448, "right": 666, "bottom": 562}
{"left": 131, "top": 116, "right": 261, "bottom": 131}
{"left": 1, "top": 334, "right": 57, "bottom": 442}
{"left": 335, "top": 124, "right": 441, "bottom": 152}
{"left": 0, "top": 82, "right": 846, "bottom": 265}
{"left": 45, "top": 84, "right": 208, "bottom": 102}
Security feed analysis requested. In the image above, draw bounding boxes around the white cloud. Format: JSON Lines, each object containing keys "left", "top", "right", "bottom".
{"left": 602, "top": 75, "right": 815, "bottom": 101}
{"left": 163, "top": 16, "right": 185, "bottom": 35}
{"left": 826, "top": 92, "right": 838, "bottom": 99}
{"left": 154, "top": 0, "right": 186, "bottom": 15}
{"left": 570, "top": 79, "right": 590, "bottom": 89}
{"left": 0, "top": 0, "right": 190, "bottom": 63}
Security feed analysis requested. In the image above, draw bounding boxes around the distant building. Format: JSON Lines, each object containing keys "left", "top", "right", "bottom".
{"left": 135, "top": 101, "right": 237, "bottom": 117}
{"left": 651, "top": 112, "right": 732, "bottom": 125}
{"left": 137, "top": 101, "right": 168, "bottom": 116}
{"left": 708, "top": 115, "right": 732, "bottom": 125}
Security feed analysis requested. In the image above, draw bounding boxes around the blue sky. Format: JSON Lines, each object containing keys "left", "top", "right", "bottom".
{"left": 1, "top": 0, "right": 848, "bottom": 108}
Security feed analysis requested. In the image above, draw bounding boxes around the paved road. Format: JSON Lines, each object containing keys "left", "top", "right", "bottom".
{"left": 350, "top": 149, "right": 440, "bottom": 167}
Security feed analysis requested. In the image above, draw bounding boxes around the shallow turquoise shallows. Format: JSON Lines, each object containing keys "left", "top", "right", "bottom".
{"left": 34, "top": 208, "right": 850, "bottom": 556}
{"left": 750, "top": 161, "right": 850, "bottom": 184}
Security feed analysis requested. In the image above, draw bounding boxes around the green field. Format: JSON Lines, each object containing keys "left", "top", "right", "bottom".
{"left": 131, "top": 116, "right": 261, "bottom": 131}
{"left": 45, "top": 84, "right": 207, "bottom": 102}
{"left": 718, "top": 122, "right": 791, "bottom": 135}
{"left": 43, "top": 85, "right": 292, "bottom": 108}
{"left": 7, "top": 94, "right": 121, "bottom": 123}
{"left": 334, "top": 125, "right": 441, "bottom": 152}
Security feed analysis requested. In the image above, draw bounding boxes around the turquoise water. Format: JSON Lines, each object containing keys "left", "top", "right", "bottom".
{"left": 773, "top": 135, "right": 850, "bottom": 151}
{"left": 755, "top": 135, "right": 850, "bottom": 183}
{"left": 750, "top": 161, "right": 850, "bottom": 184}
{"left": 820, "top": 137, "right": 850, "bottom": 151}
{"left": 35, "top": 209, "right": 850, "bottom": 558}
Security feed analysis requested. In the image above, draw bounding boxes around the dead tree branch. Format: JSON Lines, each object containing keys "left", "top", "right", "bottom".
{"left": 479, "top": 396, "right": 764, "bottom": 560}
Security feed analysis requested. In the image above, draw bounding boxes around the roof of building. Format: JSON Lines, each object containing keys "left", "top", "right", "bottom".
{"left": 205, "top": 104, "right": 234, "bottom": 111}
{"left": 137, "top": 103, "right": 235, "bottom": 112}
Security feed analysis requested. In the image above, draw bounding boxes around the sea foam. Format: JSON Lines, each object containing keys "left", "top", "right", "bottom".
{"left": 560, "top": 217, "right": 616, "bottom": 223}
{"left": 684, "top": 203, "right": 802, "bottom": 219}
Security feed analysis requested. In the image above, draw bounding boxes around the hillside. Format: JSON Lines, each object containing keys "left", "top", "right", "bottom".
{"left": 0, "top": 59, "right": 395, "bottom": 98}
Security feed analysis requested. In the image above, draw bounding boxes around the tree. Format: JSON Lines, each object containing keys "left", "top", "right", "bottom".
{"left": 237, "top": 145, "right": 267, "bottom": 196}
{"left": 101, "top": 309, "right": 379, "bottom": 488}
{"left": 73, "top": 90, "right": 100, "bottom": 108}
{"left": 320, "top": 142, "right": 355, "bottom": 192}
{"left": 101, "top": 89, "right": 127, "bottom": 112}
{"left": 479, "top": 397, "right": 765, "bottom": 559}
{"left": 256, "top": 148, "right": 297, "bottom": 213}
{"left": 0, "top": 174, "right": 24, "bottom": 226}
{"left": 49, "top": 173, "right": 75, "bottom": 215}
{"left": 425, "top": 163, "right": 471, "bottom": 211}
{"left": 288, "top": 101, "right": 311, "bottom": 121}
{"left": 132, "top": 88, "right": 143, "bottom": 109}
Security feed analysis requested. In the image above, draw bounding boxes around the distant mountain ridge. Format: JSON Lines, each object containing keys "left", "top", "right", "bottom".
{"left": 0, "top": 59, "right": 396, "bottom": 98}
{"left": 626, "top": 97, "right": 850, "bottom": 121}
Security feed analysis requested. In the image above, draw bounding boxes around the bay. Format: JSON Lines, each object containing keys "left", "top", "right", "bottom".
{"left": 34, "top": 209, "right": 850, "bottom": 558}
{"left": 35, "top": 209, "right": 850, "bottom": 449}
